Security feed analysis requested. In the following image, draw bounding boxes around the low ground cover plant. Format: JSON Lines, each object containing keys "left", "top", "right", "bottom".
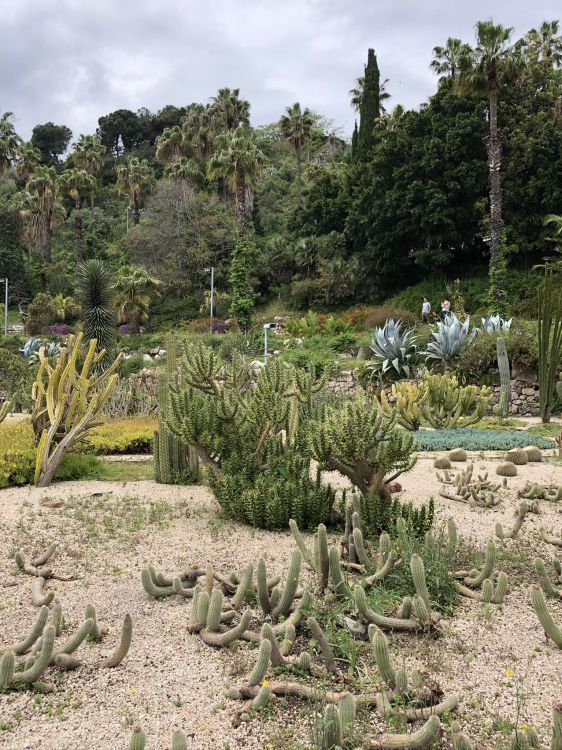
{"left": 414, "top": 428, "right": 553, "bottom": 452}
{"left": 83, "top": 416, "right": 157, "bottom": 454}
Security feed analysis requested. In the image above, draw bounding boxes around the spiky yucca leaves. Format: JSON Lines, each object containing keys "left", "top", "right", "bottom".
{"left": 75, "top": 259, "right": 116, "bottom": 357}
{"left": 166, "top": 342, "right": 335, "bottom": 529}
{"left": 367, "top": 318, "right": 419, "bottom": 379}
{"left": 32, "top": 333, "right": 121, "bottom": 487}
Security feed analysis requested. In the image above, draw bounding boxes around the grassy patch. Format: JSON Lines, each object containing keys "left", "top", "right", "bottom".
{"left": 526, "top": 423, "right": 561, "bottom": 438}
{"left": 93, "top": 459, "right": 154, "bottom": 482}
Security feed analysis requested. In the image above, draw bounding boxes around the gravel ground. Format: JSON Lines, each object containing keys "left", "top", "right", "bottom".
{"left": 0, "top": 452, "right": 561, "bottom": 750}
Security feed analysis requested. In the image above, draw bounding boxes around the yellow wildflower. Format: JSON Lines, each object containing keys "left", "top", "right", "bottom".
{"left": 260, "top": 680, "right": 270, "bottom": 688}
{"left": 127, "top": 685, "right": 136, "bottom": 695}
{"left": 505, "top": 669, "right": 513, "bottom": 679}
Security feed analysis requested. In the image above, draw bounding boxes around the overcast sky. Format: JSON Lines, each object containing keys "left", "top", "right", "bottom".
{"left": 1, "top": 0, "right": 560, "bottom": 142}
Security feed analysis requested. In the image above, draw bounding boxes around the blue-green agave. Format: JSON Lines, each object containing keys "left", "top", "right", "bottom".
{"left": 424, "top": 314, "right": 476, "bottom": 363}
{"left": 368, "top": 318, "right": 419, "bottom": 378}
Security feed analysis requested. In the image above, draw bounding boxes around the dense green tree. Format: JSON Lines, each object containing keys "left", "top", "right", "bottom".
{"left": 0, "top": 112, "right": 21, "bottom": 175}
{"left": 31, "top": 122, "right": 72, "bottom": 165}
{"left": 97, "top": 109, "right": 144, "bottom": 155}
{"left": 180, "top": 104, "right": 216, "bottom": 159}
{"left": 211, "top": 88, "right": 250, "bottom": 132}
{"left": 112, "top": 265, "right": 161, "bottom": 332}
{"left": 456, "top": 21, "right": 522, "bottom": 313}
{"left": 357, "top": 48, "right": 380, "bottom": 160}
{"left": 279, "top": 103, "right": 314, "bottom": 205}
{"left": 22, "top": 166, "right": 60, "bottom": 267}
{"left": 349, "top": 76, "right": 391, "bottom": 114}
{"left": 116, "top": 156, "right": 155, "bottom": 224}
{"left": 209, "top": 126, "right": 267, "bottom": 228}
{"left": 57, "top": 168, "right": 97, "bottom": 264}
{"left": 229, "top": 236, "right": 256, "bottom": 328}
{"left": 288, "top": 163, "right": 351, "bottom": 238}
{"left": 0, "top": 200, "right": 28, "bottom": 297}
{"left": 155, "top": 125, "right": 184, "bottom": 162}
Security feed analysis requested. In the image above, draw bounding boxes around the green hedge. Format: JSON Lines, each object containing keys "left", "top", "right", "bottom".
{"left": 413, "top": 428, "right": 553, "bottom": 452}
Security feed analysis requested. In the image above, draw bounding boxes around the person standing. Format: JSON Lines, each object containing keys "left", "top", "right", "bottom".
{"left": 441, "top": 299, "right": 451, "bottom": 320}
{"left": 422, "top": 297, "right": 431, "bottom": 323}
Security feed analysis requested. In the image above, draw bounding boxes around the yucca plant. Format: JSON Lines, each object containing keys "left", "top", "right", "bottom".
{"left": 481, "top": 315, "right": 512, "bottom": 333}
{"left": 424, "top": 314, "right": 476, "bottom": 364}
{"left": 367, "top": 318, "right": 419, "bottom": 379}
{"left": 75, "top": 259, "right": 116, "bottom": 358}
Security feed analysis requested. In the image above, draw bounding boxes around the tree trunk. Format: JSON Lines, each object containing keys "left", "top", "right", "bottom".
{"left": 90, "top": 193, "right": 95, "bottom": 212}
{"left": 235, "top": 180, "right": 246, "bottom": 230}
{"left": 486, "top": 72, "right": 505, "bottom": 309}
{"left": 74, "top": 196, "right": 82, "bottom": 265}
{"left": 295, "top": 143, "right": 302, "bottom": 206}
{"left": 133, "top": 197, "right": 140, "bottom": 225}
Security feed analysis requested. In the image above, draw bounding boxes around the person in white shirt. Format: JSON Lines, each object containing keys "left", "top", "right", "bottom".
{"left": 441, "top": 299, "right": 451, "bottom": 320}
{"left": 422, "top": 297, "right": 431, "bottom": 323}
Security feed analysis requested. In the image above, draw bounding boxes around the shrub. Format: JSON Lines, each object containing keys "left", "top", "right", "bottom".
{"left": 455, "top": 325, "right": 539, "bottom": 383}
{"left": 26, "top": 294, "right": 57, "bottom": 335}
{"left": 340, "top": 305, "right": 417, "bottom": 330}
{"left": 413, "top": 429, "right": 553, "bottom": 452}
{"left": 280, "top": 344, "right": 339, "bottom": 378}
{"left": 102, "top": 378, "right": 158, "bottom": 418}
{"left": 76, "top": 259, "right": 116, "bottom": 358}
{"left": 118, "top": 324, "right": 133, "bottom": 335}
{"left": 82, "top": 417, "right": 157, "bottom": 454}
{"left": 41, "top": 325, "right": 74, "bottom": 335}
{"left": 0, "top": 347, "right": 27, "bottom": 397}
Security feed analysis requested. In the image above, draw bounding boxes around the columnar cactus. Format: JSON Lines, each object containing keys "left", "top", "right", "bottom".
{"left": 494, "top": 337, "right": 511, "bottom": 420}
{"left": 495, "top": 502, "right": 529, "bottom": 540}
{"left": 0, "top": 399, "right": 10, "bottom": 423}
{"left": 530, "top": 585, "right": 562, "bottom": 647}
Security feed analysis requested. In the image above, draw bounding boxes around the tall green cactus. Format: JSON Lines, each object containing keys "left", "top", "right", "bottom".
{"left": 538, "top": 265, "right": 562, "bottom": 423}
{"left": 154, "top": 333, "right": 199, "bottom": 484}
{"left": 493, "top": 337, "right": 510, "bottom": 420}
{"left": 0, "top": 399, "right": 10, "bottom": 424}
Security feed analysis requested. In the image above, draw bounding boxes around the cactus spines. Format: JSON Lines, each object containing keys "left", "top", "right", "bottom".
{"left": 17, "top": 625, "right": 55, "bottom": 684}
{"left": 102, "top": 614, "right": 132, "bottom": 668}
{"left": 322, "top": 704, "right": 342, "bottom": 750}
{"left": 0, "top": 651, "right": 15, "bottom": 689}
{"left": 196, "top": 591, "right": 210, "bottom": 626}
{"left": 84, "top": 604, "right": 102, "bottom": 642}
{"left": 447, "top": 517, "right": 458, "bottom": 556}
{"left": 171, "top": 731, "right": 187, "bottom": 750}
{"left": 506, "top": 448, "right": 528, "bottom": 466}
{"left": 0, "top": 398, "right": 10, "bottom": 423}
{"left": 53, "top": 618, "right": 94, "bottom": 663}
{"left": 289, "top": 519, "right": 316, "bottom": 571}
{"left": 493, "top": 572, "right": 509, "bottom": 604}
{"left": 129, "top": 726, "right": 146, "bottom": 750}
{"left": 337, "top": 693, "right": 355, "bottom": 737}
{"left": 257, "top": 558, "right": 271, "bottom": 614}
{"left": 307, "top": 616, "right": 337, "bottom": 674}
{"left": 465, "top": 541, "right": 496, "bottom": 587}
{"left": 206, "top": 590, "right": 224, "bottom": 631}
{"left": 434, "top": 456, "right": 452, "bottom": 470}
{"left": 530, "top": 585, "right": 562, "bottom": 647}
{"left": 449, "top": 449, "right": 467, "bottom": 462}
{"left": 493, "top": 336, "right": 511, "bottom": 420}
{"left": 271, "top": 551, "right": 301, "bottom": 620}
{"left": 280, "top": 624, "right": 296, "bottom": 656}
{"left": 397, "top": 596, "right": 413, "bottom": 619}
{"left": 372, "top": 715, "right": 441, "bottom": 749}
{"left": 250, "top": 683, "right": 271, "bottom": 711}
{"left": 55, "top": 654, "right": 82, "bottom": 671}
{"left": 496, "top": 502, "right": 528, "bottom": 540}
{"left": 297, "top": 651, "right": 311, "bottom": 671}
{"left": 248, "top": 639, "right": 271, "bottom": 687}
{"left": 231, "top": 564, "right": 253, "bottom": 610}
{"left": 496, "top": 462, "right": 518, "bottom": 477}
{"left": 535, "top": 558, "right": 562, "bottom": 599}
{"left": 523, "top": 446, "right": 542, "bottom": 462}
{"left": 317, "top": 524, "right": 330, "bottom": 590}
{"left": 328, "top": 547, "right": 352, "bottom": 598}
{"left": 200, "top": 609, "right": 252, "bottom": 647}
{"left": 13, "top": 606, "right": 49, "bottom": 655}
{"left": 370, "top": 626, "right": 396, "bottom": 689}
{"left": 410, "top": 554, "right": 430, "bottom": 608}
{"left": 352, "top": 526, "right": 371, "bottom": 568}
{"left": 354, "top": 585, "right": 431, "bottom": 632}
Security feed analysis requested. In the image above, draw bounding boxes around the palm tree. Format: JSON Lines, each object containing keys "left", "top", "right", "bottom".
{"left": 544, "top": 214, "right": 562, "bottom": 267}
{"left": 155, "top": 125, "right": 184, "bottom": 162}
{"left": 431, "top": 38, "right": 472, "bottom": 78}
{"left": 457, "top": 21, "right": 522, "bottom": 312}
{"left": 116, "top": 157, "right": 155, "bottom": 225}
{"left": 24, "top": 165, "right": 59, "bottom": 267}
{"left": 71, "top": 135, "right": 105, "bottom": 209}
{"left": 112, "top": 265, "right": 162, "bottom": 333}
{"left": 0, "top": 112, "right": 21, "bottom": 174}
{"left": 523, "top": 21, "right": 562, "bottom": 65}
{"left": 15, "top": 141, "right": 41, "bottom": 181}
{"left": 209, "top": 126, "right": 267, "bottom": 229}
{"left": 163, "top": 157, "right": 205, "bottom": 187}
{"left": 180, "top": 104, "right": 216, "bottom": 159}
{"left": 349, "top": 77, "right": 391, "bottom": 113}
{"left": 211, "top": 88, "right": 250, "bottom": 132}
{"left": 57, "top": 168, "right": 97, "bottom": 265}
{"left": 294, "top": 236, "right": 318, "bottom": 278}
{"left": 279, "top": 103, "right": 314, "bottom": 206}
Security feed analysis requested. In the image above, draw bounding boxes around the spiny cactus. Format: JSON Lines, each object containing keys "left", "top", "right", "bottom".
{"left": 449, "top": 448, "right": 468, "bottom": 462}
{"left": 523, "top": 446, "right": 543, "bottom": 463}
{"left": 0, "top": 625, "right": 55, "bottom": 688}
{"left": 377, "top": 380, "right": 425, "bottom": 431}
{"left": 370, "top": 715, "right": 442, "bottom": 749}
{"left": 307, "top": 616, "right": 337, "bottom": 674}
{"left": 32, "top": 333, "right": 122, "bottom": 487}
{"left": 493, "top": 337, "right": 511, "bottom": 420}
{"left": 454, "top": 541, "right": 508, "bottom": 604}
{"left": 31, "top": 577, "right": 55, "bottom": 607}
{"left": 520, "top": 482, "right": 562, "bottom": 503}
{"left": 0, "top": 399, "right": 10, "bottom": 423}
{"left": 534, "top": 558, "right": 562, "bottom": 599}
{"left": 540, "top": 528, "right": 562, "bottom": 548}
{"left": 537, "top": 264, "right": 562, "bottom": 423}
{"left": 530, "top": 585, "right": 562, "bottom": 647}
{"left": 102, "top": 614, "right": 132, "bottom": 668}
{"left": 506, "top": 448, "right": 528, "bottom": 466}
{"left": 129, "top": 726, "right": 145, "bottom": 750}
{"left": 439, "top": 463, "right": 501, "bottom": 507}
{"left": 434, "top": 455, "right": 452, "bottom": 470}
{"left": 496, "top": 462, "right": 517, "bottom": 477}
{"left": 495, "top": 502, "right": 529, "bottom": 540}
{"left": 420, "top": 371, "right": 490, "bottom": 429}
{"left": 354, "top": 584, "right": 440, "bottom": 632}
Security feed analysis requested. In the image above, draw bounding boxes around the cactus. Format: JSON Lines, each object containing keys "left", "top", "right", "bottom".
{"left": 248, "top": 639, "right": 271, "bottom": 687}
{"left": 200, "top": 609, "right": 252, "bottom": 647}
{"left": 420, "top": 371, "right": 490, "bottom": 429}
{"left": 31, "top": 577, "right": 55, "bottom": 607}
{"left": 354, "top": 585, "right": 438, "bottom": 632}
{"left": 154, "top": 334, "right": 199, "bottom": 485}
{"left": 449, "top": 449, "right": 467, "bottom": 462}
{"left": 540, "top": 528, "right": 562, "bottom": 548}
{"left": 523, "top": 446, "right": 542, "bottom": 463}
{"left": 530, "top": 585, "right": 562, "bottom": 647}
{"left": 12, "top": 625, "right": 55, "bottom": 685}
{"left": 370, "top": 626, "right": 397, "bottom": 690}
{"left": 538, "top": 265, "right": 562, "bottom": 423}
{"left": 439, "top": 464, "right": 501, "bottom": 507}
{"left": 410, "top": 554, "right": 430, "bottom": 608}
{"left": 519, "top": 481, "right": 562, "bottom": 503}
{"left": 370, "top": 715, "right": 441, "bottom": 749}
{"left": 496, "top": 462, "right": 517, "bottom": 477}
{"left": 129, "top": 726, "right": 146, "bottom": 750}
{"left": 506, "top": 448, "right": 528, "bottom": 465}
{"left": 52, "top": 618, "right": 94, "bottom": 663}
{"left": 0, "top": 398, "right": 10, "bottom": 423}
{"left": 465, "top": 541, "right": 496, "bottom": 587}
{"left": 12, "top": 606, "right": 49, "bottom": 655}
{"left": 271, "top": 551, "right": 301, "bottom": 620}
{"left": 322, "top": 704, "right": 342, "bottom": 750}
{"left": 141, "top": 566, "right": 176, "bottom": 598}
{"left": 307, "top": 616, "right": 337, "bottom": 673}
{"left": 495, "top": 502, "right": 528, "bottom": 540}
{"left": 434, "top": 456, "right": 452, "bottom": 469}
{"left": 0, "top": 650, "right": 15, "bottom": 689}
{"left": 31, "top": 542, "right": 57, "bottom": 568}
{"left": 102, "top": 614, "right": 132, "bottom": 667}
{"left": 171, "top": 732, "right": 187, "bottom": 750}
{"left": 534, "top": 558, "right": 562, "bottom": 599}
{"left": 328, "top": 547, "right": 352, "bottom": 598}
{"left": 32, "top": 333, "right": 122, "bottom": 487}
{"left": 493, "top": 337, "right": 511, "bottom": 420}
{"left": 378, "top": 380, "right": 425, "bottom": 431}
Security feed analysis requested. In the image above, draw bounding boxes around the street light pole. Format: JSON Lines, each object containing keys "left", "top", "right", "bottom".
{"left": 1, "top": 278, "right": 7, "bottom": 336}
{"left": 204, "top": 267, "right": 215, "bottom": 333}
{"left": 263, "top": 322, "right": 275, "bottom": 364}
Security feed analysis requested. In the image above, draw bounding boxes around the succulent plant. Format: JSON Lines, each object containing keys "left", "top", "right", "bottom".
{"left": 424, "top": 314, "right": 477, "bottom": 363}
{"left": 496, "top": 462, "right": 517, "bottom": 477}
{"left": 367, "top": 318, "right": 419, "bottom": 378}
{"left": 434, "top": 456, "right": 452, "bottom": 469}
{"left": 481, "top": 315, "right": 512, "bottom": 333}
{"left": 449, "top": 449, "right": 468, "bottom": 462}
{"left": 505, "top": 448, "right": 528, "bottom": 466}
{"left": 523, "top": 446, "right": 542, "bottom": 463}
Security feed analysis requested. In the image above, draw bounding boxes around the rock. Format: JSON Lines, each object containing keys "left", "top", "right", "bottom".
{"left": 149, "top": 348, "right": 160, "bottom": 356}
{"left": 143, "top": 354, "right": 152, "bottom": 362}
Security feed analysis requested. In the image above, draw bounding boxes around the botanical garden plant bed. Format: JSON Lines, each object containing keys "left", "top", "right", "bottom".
{"left": 1, "top": 453, "right": 561, "bottom": 749}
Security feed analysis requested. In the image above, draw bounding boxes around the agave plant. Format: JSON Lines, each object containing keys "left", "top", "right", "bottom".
{"left": 367, "top": 318, "right": 419, "bottom": 378}
{"left": 481, "top": 315, "right": 512, "bottom": 333}
{"left": 20, "top": 337, "right": 62, "bottom": 363}
{"left": 424, "top": 314, "right": 476, "bottom": 364}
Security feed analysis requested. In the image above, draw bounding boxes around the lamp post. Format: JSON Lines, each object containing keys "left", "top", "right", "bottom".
{"left": 204, "top": 267, "right": 215, "bottom": 333}
{"left": 263, "top": 322, "right": 275, "bottom": 364}
{"left": 0, "top": 278, "right": 7, "bottom": 336}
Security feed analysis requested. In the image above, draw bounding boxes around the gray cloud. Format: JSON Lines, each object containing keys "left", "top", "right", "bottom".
{"left": 1, "top": 0, "right": 560, "bottom": 142}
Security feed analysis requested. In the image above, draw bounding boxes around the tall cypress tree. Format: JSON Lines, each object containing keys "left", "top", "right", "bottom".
{"left": 351, "top": 121, "right": 359, "bottom": 162}
{"left": 357, "top": 49, "right": 380, "bottom": 160}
